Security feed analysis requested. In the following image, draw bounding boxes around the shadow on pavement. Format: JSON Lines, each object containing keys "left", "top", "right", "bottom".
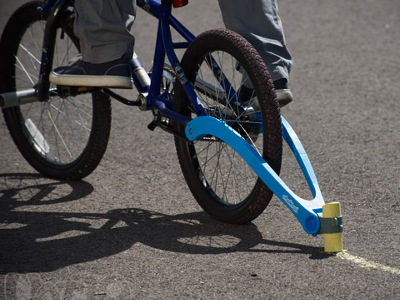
{"left": 0, "top": 173, "right": 329, "bottom": 274}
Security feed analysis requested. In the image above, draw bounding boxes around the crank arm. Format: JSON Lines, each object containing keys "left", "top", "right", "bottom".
{"left": 0, "top": 87, "right": 93, "bottom": 108}
{"left": 0, "top": 89, "right": 39, "bottom": 108}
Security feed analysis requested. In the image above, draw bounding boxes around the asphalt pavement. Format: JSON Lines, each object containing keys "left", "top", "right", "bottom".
{"left": 1, "top": 0, "right": 399, "bottom": 299}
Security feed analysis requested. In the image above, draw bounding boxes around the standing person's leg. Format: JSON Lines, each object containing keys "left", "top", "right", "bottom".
{"left": 218, "top": 0, "right": 293, "bottom": 105}
{"left": 74, "top": 0, "right": 136, "bottom": 63}
{"left": 50, "top": 0, "right": 137, "bottom": 88}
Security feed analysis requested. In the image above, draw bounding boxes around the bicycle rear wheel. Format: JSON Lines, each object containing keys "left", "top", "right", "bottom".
{"left": 174, "top": 29, "right": 282, "bottom": 224}
{"left": 0, "top": 1, "right": 111, "bottom": 180}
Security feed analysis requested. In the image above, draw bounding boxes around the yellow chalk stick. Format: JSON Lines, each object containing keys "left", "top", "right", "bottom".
{"left": 323, "top": 202, "right": 343, "bottom": 253}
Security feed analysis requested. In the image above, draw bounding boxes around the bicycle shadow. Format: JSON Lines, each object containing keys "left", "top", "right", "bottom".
{"left": 0, "top": 173, "right": 329, "bottom": 274}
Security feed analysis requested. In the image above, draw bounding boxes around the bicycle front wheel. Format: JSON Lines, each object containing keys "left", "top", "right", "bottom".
{"left": 0, "top": 1, "right": 111, "bottom": 180}
{"left": 174, "top": 29, "right": 282, "bottom": 224}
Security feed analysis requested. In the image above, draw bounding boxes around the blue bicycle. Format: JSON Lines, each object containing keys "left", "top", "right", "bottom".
{"left": 0, "top": 0, "right": 343, "bottom": 248}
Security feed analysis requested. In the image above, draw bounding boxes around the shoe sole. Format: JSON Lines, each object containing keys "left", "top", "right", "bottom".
{"left": 49, "top": 73, "right": 133, "bottom": 89}
{"left": 276, "top": 89, "right": 293, "bottom": 107}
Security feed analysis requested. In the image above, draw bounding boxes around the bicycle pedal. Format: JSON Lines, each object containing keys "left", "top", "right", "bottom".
{"left": 78, "top": 86, "right": 95, "bottom": 93}
{"left": 148, "top": 121, "right": 157, "bottom": 131}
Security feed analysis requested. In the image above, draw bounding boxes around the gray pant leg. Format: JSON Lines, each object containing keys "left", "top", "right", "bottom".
{"left": 74, "top": 0, "right": 136, "bottom": 63}
{"left": 218, "top": 0, "right": 292, "bottom": 82}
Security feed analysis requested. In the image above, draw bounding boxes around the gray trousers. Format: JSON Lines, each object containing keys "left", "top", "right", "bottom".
{"left": 218, "top": 0, "right": 292, "bottom": 81}
{"left": 74, "top": 0, "right": 292, "bottom": 81}
{"left": 74, "top": 0, "right": 137, "bottom": 63}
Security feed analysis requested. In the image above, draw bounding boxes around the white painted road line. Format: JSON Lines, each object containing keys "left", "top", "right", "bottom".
{"left": 337, "top": 251, "right": 400, "bottom": 276}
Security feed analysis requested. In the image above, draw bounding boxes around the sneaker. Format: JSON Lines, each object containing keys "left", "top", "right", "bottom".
{"left": 49, "top": 58, "right": 133, "bottom": 89}
{"left": 239, "top": 82, "right": 293, "bottom": 108}
{"left": 275, "top": 89, "right": 293, "bottom": 107}
{"left": 273, "top": 78, "right": 293, "bottom": 107}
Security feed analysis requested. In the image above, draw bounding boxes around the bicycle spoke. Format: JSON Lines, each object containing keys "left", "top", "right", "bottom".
{"left": 187, "top": 48, "right": 266, "bottom": 205}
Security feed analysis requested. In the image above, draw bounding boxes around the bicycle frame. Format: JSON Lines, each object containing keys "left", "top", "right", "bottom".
{"left": 137, "top": 0, "right": 340, "bottom": 239}
{"left": 1, "top": 0, "right": 343, "bottom": 249}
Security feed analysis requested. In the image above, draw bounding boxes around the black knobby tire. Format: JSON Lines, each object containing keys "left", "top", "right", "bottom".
{"left": 0, "top": 1, "right": 111, "bottom": 180}
{"left": 174, "top": 29, "right": 282, "bottom": 224}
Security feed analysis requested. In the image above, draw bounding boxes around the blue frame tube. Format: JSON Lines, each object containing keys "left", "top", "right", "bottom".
{"left": 169, "top": 15, "right": 196, "bottom": 42}
{"left": 136, "top": 0, "right": 208, "bottom": 119}
{"left": 137, "top": 0, "right": 165, "bottom": 17}
{"left": 185, "top": 116, "right": 325, "bottom": 236}
{"left": 143, "top": 4, "right": 207, "bottom": 119}
{"left": 203, "top": 55, "right": 242, "bottom": 108}
{"left": 38, "top": 0, "right": 71, "bottom": 101}
{"left": 148, "top": 19, "right": 168, "bottom": 99}
{"left": 161, "top": 14, "right": 208, "bottom": 116}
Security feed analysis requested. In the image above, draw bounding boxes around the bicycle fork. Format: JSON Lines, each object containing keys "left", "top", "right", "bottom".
{"left": 185, "top": 115, "right": 343, "bottom": 252}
